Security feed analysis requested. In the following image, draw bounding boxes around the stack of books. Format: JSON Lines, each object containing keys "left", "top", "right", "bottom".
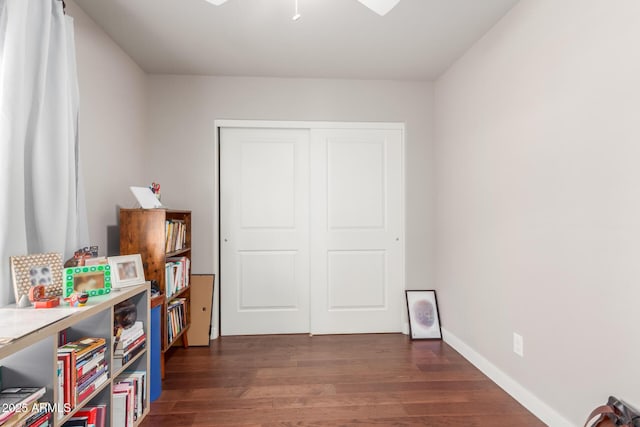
{"left": 62, "top": 404, "right": 107, "bottom": 427}
{"left": 114, "top": 371, "right": 146, "bottom": 424}
{"left": 164, "top": 219, "right": 186, "bottom": 253}
{"left": 57, "top": 337, "right": 108, "bottom": 412}
{"left": 165, "top": 256, "right": 190, "bottom": 298}
{"left": 167, "top": 298, "right": 187, "bottom": 344}
{"left": 113, "top": 322, "right": 146, "bottom": 369}
{"left": 0, "top": 386, "right": 48, "bottom": 426}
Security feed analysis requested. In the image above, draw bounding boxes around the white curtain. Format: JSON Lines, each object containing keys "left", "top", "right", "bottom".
{"left": 0, "top": 0, "right": 88, "bottom": 306}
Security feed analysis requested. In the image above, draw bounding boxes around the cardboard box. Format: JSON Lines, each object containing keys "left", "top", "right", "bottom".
{"left": 186, "top": 275, "right": 215, "bottom": 346}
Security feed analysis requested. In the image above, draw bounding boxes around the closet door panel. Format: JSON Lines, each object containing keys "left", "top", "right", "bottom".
{"left": 310, "top": 128, "right": 404, "bottom": 334}
{"left": 220, "top": 128, "right": 310, "bottom": 335}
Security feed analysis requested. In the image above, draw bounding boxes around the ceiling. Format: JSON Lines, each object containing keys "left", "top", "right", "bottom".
{"left": 73, "top": 0, "right": 519, "bottom": 81}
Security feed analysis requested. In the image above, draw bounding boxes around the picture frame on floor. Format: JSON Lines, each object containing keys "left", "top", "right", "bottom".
{"left": 405, "top": 290, "right": 442, "bottom": 340}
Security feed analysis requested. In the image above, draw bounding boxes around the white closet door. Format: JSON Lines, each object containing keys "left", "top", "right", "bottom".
{"left": 309, "top": 128, "right": 404, "bottom": 334}
{"left": 220, "top": 128, "right": 310, "bottom": 335}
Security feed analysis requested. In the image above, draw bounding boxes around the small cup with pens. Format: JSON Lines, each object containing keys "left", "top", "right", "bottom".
{"left": 150, "top": 182, "right": 161, "bottom": 201}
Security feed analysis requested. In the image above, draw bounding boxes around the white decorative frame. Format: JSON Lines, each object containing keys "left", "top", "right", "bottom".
{"left": 108, "top": 254, "right": 146, "bottom": 289}
{"left": 406, "top": 290, "right": 442, "bottom": 340}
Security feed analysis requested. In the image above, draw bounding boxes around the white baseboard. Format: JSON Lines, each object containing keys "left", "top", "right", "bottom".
{"left": 441, "top": 328, "right": 573, "bottom": 427}
{"left": 402, "top": 321, "right": 410, "bottom": 335}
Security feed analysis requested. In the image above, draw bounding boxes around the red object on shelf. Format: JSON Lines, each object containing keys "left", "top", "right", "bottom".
{"left": 29, "top": 285, "right": 45, "bottom": 301}
{"left": 29, "top": 285, "right": 60, "bottom": 308}
{"left": 34, "top": 296, "right": 60, "bottom": 308}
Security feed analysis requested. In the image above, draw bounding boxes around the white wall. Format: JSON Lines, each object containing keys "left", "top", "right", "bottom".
{"left": 146, "top": 75, "right": 434, "bottom": 335}
{"left": 434, "top": 0, "right": 640, "bottom": 424}
{"left": 66, "top": 1, "right": 148, "bottom": 256}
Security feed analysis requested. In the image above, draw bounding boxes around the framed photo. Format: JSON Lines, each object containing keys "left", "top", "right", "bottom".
{"left": 10, "top": 253, "right": 64, "bottom": 302}
{"left": 63, "top": 264, "right": 112, "bottom": 298}
{"left": 108, "top": 254, "right": 146, "bottom": 289}
{"left": 406, "top": 290, "right": 442, "bottom": 340}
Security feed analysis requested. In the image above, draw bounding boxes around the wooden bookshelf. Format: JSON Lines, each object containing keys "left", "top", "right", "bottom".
{"left": 119, "top": 208, "right": 191, "bottom": 378}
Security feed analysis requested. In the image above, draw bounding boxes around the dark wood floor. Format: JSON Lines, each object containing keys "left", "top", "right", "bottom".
{"left": 141, "top": 334, "right": 544, "bottom": 426}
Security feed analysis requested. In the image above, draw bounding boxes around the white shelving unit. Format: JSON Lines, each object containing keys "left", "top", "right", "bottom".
{"left": 0, "top": 283, "right": 150, "bottom": 426}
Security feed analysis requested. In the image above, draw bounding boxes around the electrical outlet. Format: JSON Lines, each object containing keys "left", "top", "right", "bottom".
{"left": 513, "top": 333, "right": 524, "bottom": 357}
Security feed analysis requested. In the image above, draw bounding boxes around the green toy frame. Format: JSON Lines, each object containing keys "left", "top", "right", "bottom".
{"left": 63, "top": 264, "right": 112, "bottom": 297}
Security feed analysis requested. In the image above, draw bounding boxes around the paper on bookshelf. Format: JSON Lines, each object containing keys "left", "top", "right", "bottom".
{"left": 129, "top": 186, "right": 163, "bottom": 209}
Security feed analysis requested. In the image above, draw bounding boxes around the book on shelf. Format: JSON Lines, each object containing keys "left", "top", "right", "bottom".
{"left": 3, "top": 400, "right": 46, "bottom": 427}
{"left": 115, "top": 371, "right": 146, "bottom": 421}
{"left": 115, "top": 333, "right": 145, "bottom": 356}
{"left": 76, "top": 404, "right": 106, "bottom": 427}
{"left": 77, "top": 362, "right": 107, "bottom": 395}
{"left": 57, "top": 337, "right": 108, "bottom": 411}
{"left": 119, "top": 320, "right": 144, "bottom": 336}
{"left": 73, "top": 407, "right": 97, "bottom": 427}
{"left": 59, "top": 330, "right": 68, "bottom": 346}
{"left": 111, "top": 392, "right": 127, "bottom": 427}
{"left": 165, "top": 219, "right": 186, "bottom": 253}
{"left": 113, "top": 321, "right": 146, "bottom": 369}
{"left": 113, "top": 342, "right": 146, "bottom": 370}
{"left": 115, "top": 322, "right": 144, "bottom": 349}
{"left": 76, "top": 372, "right": 108, "bottom": 404}
{"left": 170, "top": 221, "right": 178, "bottom": 252}
{"left": 57, "top": 351, "right": 75, "bottom": 412}
{"left": 76, "top": 348, "right": 106, "bottom": 378}
{"left": 23, "top": 409, "right": 51, "bottom": 427}
{"left": 113, "top": 299, "right": 142, "bottom": 366}
{"left": 113, "top": 317, "right": 143, "bottom": 352}
{"left": 57, "top": 359, "right": 64, "bottom": 419}
{"left": 112, "top": 383, "right": 135, "bottom": 427}
{"left": 0, "top": 387, "right": 46, "bottom": 425}
{"left": 165, "top": 257, "right": 190, "bottom": 299}
{"left": 114, "top": 341, "right": 144, "bottom": 363}
{"left": 167, "top": 298, "right": 187, "bottom": 343}
{"left": 62, "top": 415, "right": 89, "bottom": 426}
{"left": 59, "top": 337, "right": 106, "bottom": 362}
